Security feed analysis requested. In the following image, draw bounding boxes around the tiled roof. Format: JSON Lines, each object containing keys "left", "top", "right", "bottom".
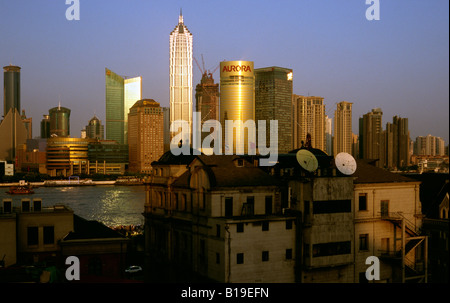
{"left": 63, "top": 215, "right": 126, "bottom": 240}
{"left": 172, "top": 155, "right": 280, "bottom": 189}
{"left": 353, "top": 160, "right": 418, "bottom": 184}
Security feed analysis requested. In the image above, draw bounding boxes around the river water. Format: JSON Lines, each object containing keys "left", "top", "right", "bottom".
{"left": 0, "top": 185, "right": 146, "bottom": 227}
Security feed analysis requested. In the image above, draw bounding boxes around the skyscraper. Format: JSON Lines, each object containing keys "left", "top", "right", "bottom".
{"left": 3, "top": 65, "right": 21, "bottom": 117}
{"left": 128, "top": 99, "right": 164, "bottom": 173}
{"left": 195, "top": 72, "right": 219, "bottom": 143}
{"left": 333, "top": 101, "right": 353, "bottom": 156}
{"left": 255, "top": 67, "right": 293, "bottom": 153}
{"left": 325, "top": 115, "right": 333, "bottom": 155}
{"left": 105, "top": 68, "right": 142, "bottom": 144}
{"left": 124, "top": 77, "right": 142, "bottom": 144}
{"left": 359, "top": 108, "right": 384, "bottom": 166}
{"left": 86, "top": 115, "right": 104, "bottom": 140}
{"left": 220, "top": 60, "right": 255, "bottom": 154}
{"left": 105, "top": 68, "right": 124, "bottom": 143}
{"left": 40, "top": 115, "right": 51, "bottom": 139}
{"left": 169, "top": 11, "right": 193, "bottom": 146}
{"left": 292, "top": 95, "right": 326, "bottom": 152}
{"left": 385, "top": 116, "right": 410, "bottom": 169}
{"left": 49, "top": 105, "right": 71, "bottom": 137}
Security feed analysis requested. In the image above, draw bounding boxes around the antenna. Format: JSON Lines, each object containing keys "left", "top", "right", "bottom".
{"left": 334, "top": 152, "right": 357, "bottom": 175}
{"left": 296, "top": 149, "right": 319, "bottom": 172}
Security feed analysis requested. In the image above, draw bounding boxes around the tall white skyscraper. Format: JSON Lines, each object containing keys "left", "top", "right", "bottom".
{"left": 169, "top": 11, "right": 193, "bottom": 146}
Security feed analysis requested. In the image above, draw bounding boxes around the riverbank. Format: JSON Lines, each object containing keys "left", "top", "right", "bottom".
{"left": 0, "top": 180, "right": 119, "bottom": 187}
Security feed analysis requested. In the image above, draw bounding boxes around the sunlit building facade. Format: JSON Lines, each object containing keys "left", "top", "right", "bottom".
{"left": 124, "top": 77, "right": 142, "bottom": 144}
{"left": 220, "top": 60, "right": 255, "bottom": 154}
{"left": 169, "top": 12, "right": 193, "bottom": 146}
{"left": 333, "top": 101, "right": 353, "bottom": 156}
{"left": 292, "top": 95, "right": 326, "bottom": 152}
{"left": 46, "top": 137, "right": 94, "bottom": 176}
{"left": 128, "top": 99, "right": 164, "bottom": 174}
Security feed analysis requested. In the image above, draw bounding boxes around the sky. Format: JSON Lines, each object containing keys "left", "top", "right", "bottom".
{"left": 0, "top": 0, "right": 448, "bottom": 144}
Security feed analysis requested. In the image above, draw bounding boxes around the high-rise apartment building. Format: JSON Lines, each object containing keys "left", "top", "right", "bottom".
{"left": 128, "top": 99, "right": 164, "bottom": 173}
{"left": 105, "top": 68, "right": 142, "bottom": 145}
{"left": 333, "top": 101, "right": 353, "bottom": 156}
{"left": 85, "top": 115, "right": 104, "bottom": 140}
{"left": 385, "top": 116, "right": 410, "bottom": 169}
{"left": 292, "top": 95, "right": 326, "bottom": 152}
{"left": 255, "top": 67, "right": 293, "bottom": 153}
{"left": 49, "top": 105, "right": 71, "bottom": 137}
{"left": 414, "top": 134, "right": 445, "bottom": 156}
{"left": 195, "top": 72, "right": 219, "bottom": 143}
{"left": 359, "top": 108, "right": 384, "bottom": 166}
{"left": 220, "top": 61, "right": 255, "bottom": 154}
{"left": 325, "top": 115, "right": 333, "bottom": 155}
{"left": 3, "top": 65, "right": 21, "bottom": 117}
{"left": 169, "top": 11, "right": 193, "bottom": 146}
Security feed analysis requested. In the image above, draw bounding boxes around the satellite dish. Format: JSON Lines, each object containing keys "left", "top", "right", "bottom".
{"left": 335, "top": 152, "right": 357, "bottom": 175}
{"left": 296, "top": 149, "right": 319, "bottom": 172}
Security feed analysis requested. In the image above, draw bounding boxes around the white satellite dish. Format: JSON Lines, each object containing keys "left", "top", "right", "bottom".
{"left": 335, "top": 152, "right": 357, "bottom": 175}
{"left": 296, "top": 149, "right": 319, "bottom": 172}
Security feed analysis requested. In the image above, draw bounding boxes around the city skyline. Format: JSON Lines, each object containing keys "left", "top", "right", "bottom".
{"left": 0, "top": 1, "right": 448, "bottom": 145}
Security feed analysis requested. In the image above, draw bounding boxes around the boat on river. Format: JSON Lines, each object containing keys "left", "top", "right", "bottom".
{"left": 6, "top": 181, "right": 34, "bottom": 195}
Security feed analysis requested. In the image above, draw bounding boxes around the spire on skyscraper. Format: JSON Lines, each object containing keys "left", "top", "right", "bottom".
{"left": 179, "top": 8, "right": 183, "bottom": 24}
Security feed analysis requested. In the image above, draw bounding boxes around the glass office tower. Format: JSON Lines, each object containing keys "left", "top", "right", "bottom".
{"left": 105, "top": 68, "right": 125, "bottom": 144}
{"left": 220, "top": 60, "right": 255, "bottom": 154}
{"left": 3, "top": 65, "right": 21, "bottom": 117}
{"left": 124, "top": 77, "right": 142, "bottom": 144}
{"left": 49, "top": 105, "right": 71, "bottom": 137}
{"left": 255, "top": 67, "right": 293, "bottom": 153}
{"left": 105, "top": 68, "right": 141, "bottom": 145}
{"left": 169, "top": 11, "right": 193, "bottom": 146}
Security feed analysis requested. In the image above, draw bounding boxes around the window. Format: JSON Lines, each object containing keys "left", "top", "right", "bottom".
{"left": 33, "top": 200, "right": 42, "bottom": 212}
{"left": 359, "top": 234, "right": 369, "bottom": 251}
{"left": 262, "top": 251, "right": 269, "bottom": 262}
{"left": 27, "top": 227, "right": 39, "bottom": 246}
{"left": 216, "top": 224, "right": 221, "bottom": 238}
{"left": 381, "top": 200, "right": 389, "bottom": 217}
{"left": 286, "top": 220, "right": 293, "bottom": 230}
{"left": 359, "top": 194, "right": 367, "bottom": 211}
{"left": 44, "top": 226, "right": 55, "bottom": 245}
{"left": 265, "top": 196, "right": 273, "bottom": 215}
{"left": 313, "top": 200, "right": 351, "bottom": 214}
{"left": 237, "top": 223, "right": 244, "bottom": 233}
{"left": 216, "top": 253, "right": 220, "bottom": 264}
{"left": 3, "top": 200, "right": 12, "bottom": 213}
{"left": 225, "top": 197, "right": 233, "bottom": 217}
{"left": 262, "top": 221, "right": 269, "bottom": 231}
{"left": 312, "top": 241, "right": 351, "bottom": 257}
{"left": 22, "top": 200, "right": 30, "bottom": 212}
{"left": 237, "top": 253, "right": 244, "bottom": 264}
{"left": 286, "top": 249, "right": 293, "bottom": 260}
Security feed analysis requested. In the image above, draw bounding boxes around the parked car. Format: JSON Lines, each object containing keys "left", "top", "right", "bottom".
{"left": 125, "top": 265, "right": 143, "bottom": 274}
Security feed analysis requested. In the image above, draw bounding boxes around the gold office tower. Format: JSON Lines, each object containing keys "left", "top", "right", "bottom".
{"left": 220, "top": 61, "right": 255, "bottom": 154}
